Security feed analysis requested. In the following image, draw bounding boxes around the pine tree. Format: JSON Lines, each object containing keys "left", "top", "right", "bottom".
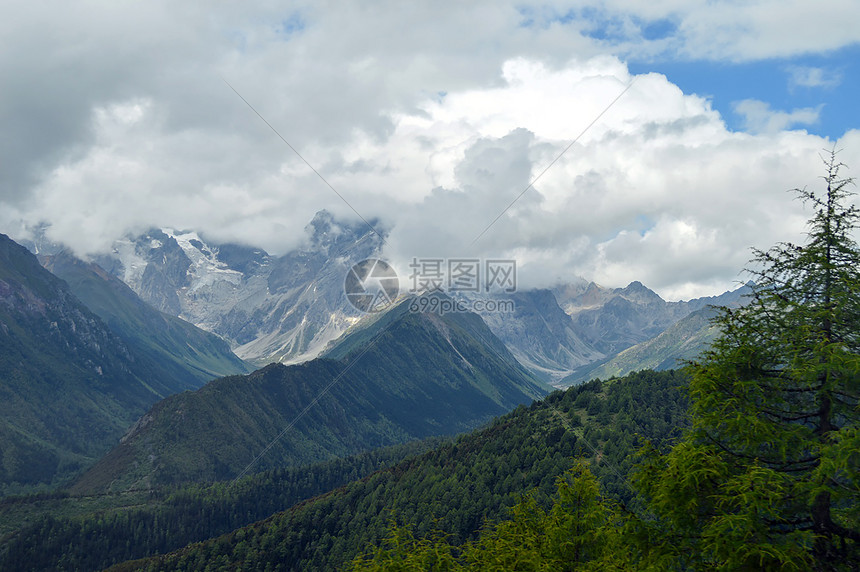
{"left": 634, "top": 151, "right": 860, "bottom": 570}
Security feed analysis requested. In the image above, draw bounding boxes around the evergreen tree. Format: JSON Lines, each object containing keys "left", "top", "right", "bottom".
{"left": 634, "top": 152, "right": 860, "bottom": 570}
{"left": 351, "top": 462, "right": 633, "bottom": 571}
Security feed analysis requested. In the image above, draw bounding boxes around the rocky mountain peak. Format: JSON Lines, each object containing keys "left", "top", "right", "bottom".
{"left": 618, "top": 280, "right": 665, "bottom": 305}
{"left": 306, "top": 210, "right": 340, "bottom": 250}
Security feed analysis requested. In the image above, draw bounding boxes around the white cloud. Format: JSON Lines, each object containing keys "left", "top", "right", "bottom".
{"left": 7, "top": 54, "right": 851, "bottom": 300}
{"left": 786, "top": 65, "right": 843, "bottom": 90}
{"left": 377, "top": 60, "right": 843, "bottom": 299}
{"left": 2, "top": 1, "right": 859, "bottom": 302}
{"left": 733, "top": 99, "right": 821, "bottom": 134}
{"left": 667, "top": 0, "right": 860, "bottom": 61}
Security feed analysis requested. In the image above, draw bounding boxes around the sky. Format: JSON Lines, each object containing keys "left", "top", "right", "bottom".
{"left": 2, "top": 1, "right": 860, "bottom": 301}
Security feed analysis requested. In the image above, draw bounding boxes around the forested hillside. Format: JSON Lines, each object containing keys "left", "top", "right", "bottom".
{"left": 0, "top": 439, "right": 442, "bottom": 571}
{"left": 86, "top": 369, "right": 687, "bottom": 571}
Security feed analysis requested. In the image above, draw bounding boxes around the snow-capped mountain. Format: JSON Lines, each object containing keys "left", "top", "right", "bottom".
{"left": 24, "top": 210, "right": 750, "bottom": 379}
{"left": 97, "top": 211, "right": 381, "bottom": 365}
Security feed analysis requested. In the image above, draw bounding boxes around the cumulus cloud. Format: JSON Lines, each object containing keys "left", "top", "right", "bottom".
{"left": 2, "top": 1, "right": 859, "bottom": 301}
{"left": 375, "top": 60, "right": 845, "bottom": 299}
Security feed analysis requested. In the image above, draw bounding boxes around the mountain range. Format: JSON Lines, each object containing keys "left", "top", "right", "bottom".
{"left": 557, "top": 282, "right": 752, "bottom": 384}
{"left": 0, "top": 213, "right": 754, "bottom": 569}
{"left": 87, "top": 211, "right": 380, "bottom": 366}
{"left": 2, "top": 210, "right": 749, "bottom": 495}
{"left": 39, "top": 211, "right": 748, "bottom": 385}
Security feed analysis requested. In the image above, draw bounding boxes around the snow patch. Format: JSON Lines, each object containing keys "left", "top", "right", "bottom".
{"left": 112, "top": 238, "right": 150, "bottom": 290}
{"left": 161, "top": 228, "right": 243, "bottom": 291}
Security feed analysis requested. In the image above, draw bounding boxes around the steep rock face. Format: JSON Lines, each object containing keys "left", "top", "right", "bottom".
{"left": 136, "top": 231, "right": 192, "bottom": 316}
{"left": 476, "top": 289, "right": 604, "bottom": 384}
{"left": 553, "top": 280, "right": 750, "bottom": 356}
{"left": 217, "top": 214, "right": 380, "bottom": 364}
{"left": 0, "top": 234, "right": 183, "bottom": 492}
{"left": 74, "top": 297, "right": 549, "bottom": 493}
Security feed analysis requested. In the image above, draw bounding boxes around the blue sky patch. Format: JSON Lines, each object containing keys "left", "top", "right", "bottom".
{"left": 629, "top": 44, "right": 860, "bottom": 139}
{"left": 278, "top": 12, "right": 305, "bottom": 37}
{"left": 640, "top": 18, "right": 677, "bottom": 41}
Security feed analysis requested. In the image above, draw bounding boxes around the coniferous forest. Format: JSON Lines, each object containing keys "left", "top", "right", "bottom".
{"left": 1, "top": 369, "right": 688, "bottom": 570}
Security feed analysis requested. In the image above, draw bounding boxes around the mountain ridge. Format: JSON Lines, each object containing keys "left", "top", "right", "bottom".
{"left": 40, "top": 251, "right": 250, "bottom": 384}
{"left": 17, "top": 213, "right": 749, "bottom": 385}
{"left": 0, "top": 234, "right": 185, "bottom": 493}
{"left": 73, "top": 296, "right": 549, "bottom": 493}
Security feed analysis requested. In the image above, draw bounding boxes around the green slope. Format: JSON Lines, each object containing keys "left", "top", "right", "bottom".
{"left": 41, "top": 252, "right": 250, "bottom": 385}
{"left": 0, "top": 235, "right": 182, "bottom": 494}
{"left": 73, "top": 297, "right": 550, "bottom": 493}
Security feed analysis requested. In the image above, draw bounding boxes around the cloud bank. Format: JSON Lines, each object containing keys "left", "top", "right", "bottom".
{"left": 2, "top": 1, "right": 860, "bottom": 300}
